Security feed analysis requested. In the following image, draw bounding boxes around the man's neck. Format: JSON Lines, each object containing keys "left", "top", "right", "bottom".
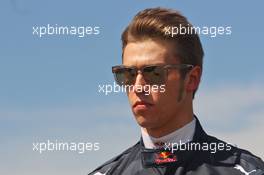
{"left": 141, "top": 117, "right": 196, "bottom": 149}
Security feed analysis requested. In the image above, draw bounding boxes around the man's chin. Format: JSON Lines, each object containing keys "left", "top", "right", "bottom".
{"left": 134, "top": 115, "right": 156, "bottom": 128}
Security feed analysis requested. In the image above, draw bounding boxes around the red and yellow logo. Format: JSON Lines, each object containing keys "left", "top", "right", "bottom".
{"left": 155, "top": 151, "right": 177, "bottom": 164}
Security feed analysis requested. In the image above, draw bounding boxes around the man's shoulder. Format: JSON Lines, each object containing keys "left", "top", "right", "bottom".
{"left": 88, "top": 141, "right": 140, "bottom": 175}
{"left": 205, "top": 134, "right": 264, "bottom": 173}
{"left": 238, "top": 148, "right": 264, "bottom": 170}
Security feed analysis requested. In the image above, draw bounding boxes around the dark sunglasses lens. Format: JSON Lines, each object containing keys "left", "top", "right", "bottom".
{"left": 143, "top": 66, "right": 165, "bottom": 85}
{"left": 114, "top": 68, "right": 136, "bottom": 85}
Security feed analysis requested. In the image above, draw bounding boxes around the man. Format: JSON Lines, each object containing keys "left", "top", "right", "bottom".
{"left": 89, "top": 7, "right": 264, "bottom": 175}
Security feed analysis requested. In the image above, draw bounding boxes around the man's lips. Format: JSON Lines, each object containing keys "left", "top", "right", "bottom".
{"left": 133, "top": 101, "right": 153, "bottom": 108}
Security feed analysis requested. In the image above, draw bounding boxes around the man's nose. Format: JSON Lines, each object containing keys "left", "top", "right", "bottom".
{"left": 134, "top": 73, "right": 147, "bottom": 93}
{"left": 134, "top": 72, "right": 146, "bottom": 85}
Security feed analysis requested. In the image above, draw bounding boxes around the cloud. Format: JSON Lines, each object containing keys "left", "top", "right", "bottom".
{"left": 214, "top": 113, "right": 264, "bottom": 158}
{"left": 194, "top": 83, "right": 264, "bottom": 158}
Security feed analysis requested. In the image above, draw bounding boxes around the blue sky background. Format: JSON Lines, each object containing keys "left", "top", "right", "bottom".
{"left": 0, "top": 0, "right": 263, "bottom": 174}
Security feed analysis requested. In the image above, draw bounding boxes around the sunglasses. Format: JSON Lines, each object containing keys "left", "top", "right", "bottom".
{"left": 112, "top": 64, "right": 193, "bottom": 86}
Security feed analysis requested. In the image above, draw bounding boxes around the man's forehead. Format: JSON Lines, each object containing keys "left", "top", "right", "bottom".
{"left": 123, "top": 40, "right": 180, "bottom": 66}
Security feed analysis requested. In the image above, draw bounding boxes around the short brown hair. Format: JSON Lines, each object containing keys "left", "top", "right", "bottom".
{"left": 121, "top": 7, "right": 204, "bottom": 97}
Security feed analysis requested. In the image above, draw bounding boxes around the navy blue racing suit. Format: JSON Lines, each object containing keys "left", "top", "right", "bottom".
{"left": 89, "top": 117, "right": 264, "bottom": 175}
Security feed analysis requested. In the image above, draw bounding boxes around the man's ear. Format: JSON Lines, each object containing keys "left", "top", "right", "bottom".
{"left": 185, "top": 66, "right": 202, "bottom": 92}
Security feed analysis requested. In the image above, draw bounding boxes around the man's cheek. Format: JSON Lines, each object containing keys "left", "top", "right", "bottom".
{"left": 127, "top": 92, "right": 135, "bottom": 107}
{"left": 152, "top": 90, "right": 169, "bottom": 105}
{"left": 164, "top": 84, "right": 180, "bottom": 99}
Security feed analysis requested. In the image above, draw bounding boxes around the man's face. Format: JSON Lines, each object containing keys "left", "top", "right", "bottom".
{"left": 123, "top": 39, "right": 190, "bottom": 132}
